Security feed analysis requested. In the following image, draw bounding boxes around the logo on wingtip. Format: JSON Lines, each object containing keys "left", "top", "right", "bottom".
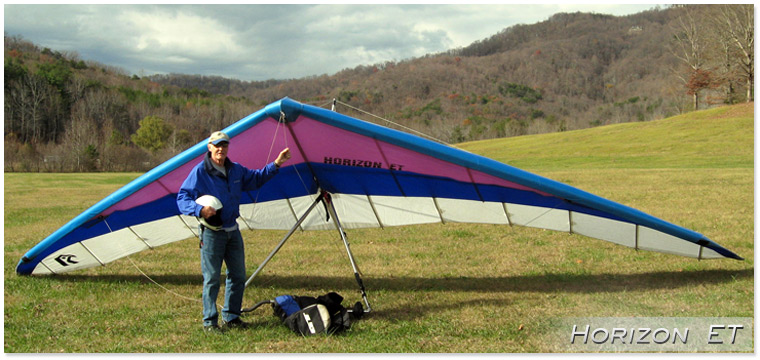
{"left": 54, "top": 254, "right": 79, "bottom": 267}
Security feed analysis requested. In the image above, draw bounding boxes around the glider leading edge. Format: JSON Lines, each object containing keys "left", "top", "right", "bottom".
{"left": 16, "top": 97, "right": 742, "bottom": 276}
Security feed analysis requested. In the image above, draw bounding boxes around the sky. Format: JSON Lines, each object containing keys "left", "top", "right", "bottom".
{"left": 4, "top": 3, "right": 661, "bottom": 82}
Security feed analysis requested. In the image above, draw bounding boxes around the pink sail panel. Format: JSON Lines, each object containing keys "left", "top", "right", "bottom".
{"left": 101, "top": 156, "right": 202, "bottom": 216}
{"left": 290, "top": 114, "right": 547, "bottom": 195}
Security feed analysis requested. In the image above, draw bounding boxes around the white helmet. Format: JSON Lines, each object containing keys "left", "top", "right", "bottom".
{"left": 196, "top": 195, "right": 223, "bottom": 230}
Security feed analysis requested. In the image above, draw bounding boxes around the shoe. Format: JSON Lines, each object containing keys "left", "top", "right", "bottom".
{"left": 204, "top": 324, "right": 223, "bottom": 333}
{"left": 223, "top": 317, "right": 251, "bottom": 330}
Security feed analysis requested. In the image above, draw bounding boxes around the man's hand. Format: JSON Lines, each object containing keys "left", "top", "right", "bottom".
{"left": 275, "top": 148, "right": 291, "bottom": 167}
{"left": 200, "top": 205, "right": 216, "bottom": 219}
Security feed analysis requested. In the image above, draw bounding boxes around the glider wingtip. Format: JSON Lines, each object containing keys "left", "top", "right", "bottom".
{"left": 15, "top": 258, "right": 33, "bottom": 275}
{"left": 710, "top": 244, "right": 743, "bottom": 261}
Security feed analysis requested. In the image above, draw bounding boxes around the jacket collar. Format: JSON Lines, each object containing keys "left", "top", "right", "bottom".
{"left": 203, "top": 152, "right": 232, "bottom": 177}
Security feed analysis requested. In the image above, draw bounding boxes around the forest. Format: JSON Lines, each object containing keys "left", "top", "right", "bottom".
{"left": 4, "top": 5, "right": 753, "bottom": 172}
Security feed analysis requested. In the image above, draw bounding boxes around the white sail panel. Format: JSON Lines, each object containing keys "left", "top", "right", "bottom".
{"left": 638, "top": 226, "right": 703, "bottom": 258}
{"left": 436, "top": 198, "right": 509, "bottom": 224}
{"left": 331, "top": 194, "right": 382, "bottom": 229}
{"left": 131, "top": 216, "right": 197, "bottom": 248}
{"left": 36, "top": 242, "right": 103, "bottom": 275}
{"left": 81, "top": 228, "right": 147, "bottom": 266}
{"left": 239, "top": 199, "right": 298, "bottom": 230}
{"left": 507, "top": 204, "right": 570, "bottom": 232}
{"left": 571, "top": 212, "right": 637, "bottom": 248}
{"left": 370, "top": 196, "right": 440, "bottom": 226}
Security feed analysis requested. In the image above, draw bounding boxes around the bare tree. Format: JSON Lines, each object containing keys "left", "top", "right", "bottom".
{"left": 670, "top": 6, "right": 709, "bottom": 110}
{"left": 63, "top": 111, "right": 98, "bottom": 171}
{"left": 710, "top": 4, "right": 754, "bottom": 102}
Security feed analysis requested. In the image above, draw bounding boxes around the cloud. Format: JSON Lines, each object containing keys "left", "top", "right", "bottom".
{"left": 121, "top": 10, "right": 242, "bottom": 57}
{"left": 3, "top": 4, "right": 658, "bottom": 81}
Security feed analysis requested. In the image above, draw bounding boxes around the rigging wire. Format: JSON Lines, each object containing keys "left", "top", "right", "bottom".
{"left": 332, "top": 99, "right": 465, "bottom": 150}
{"left": 102, "top": 218, "right": 210, "bottom": 308}
{"left": 125, "top": 254, "right": 204, "bottom": 305}
{"left": 279, "top": 112, "right": 314, "bottom": 200}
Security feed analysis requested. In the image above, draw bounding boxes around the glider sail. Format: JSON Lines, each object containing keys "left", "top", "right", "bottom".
{"left": 16, "top": 97, "right": 741, "bottom": 275}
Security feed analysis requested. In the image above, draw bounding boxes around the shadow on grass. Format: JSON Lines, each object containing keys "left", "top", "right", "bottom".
{"left": 41, "top": 268, "right": 752, "bottom": 322}
{"left": 46, "top": 267, "right": 752, "bottom": 294}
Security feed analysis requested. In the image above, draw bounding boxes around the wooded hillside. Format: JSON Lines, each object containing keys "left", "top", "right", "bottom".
{"left": 4, "top": 5, "right": 753, "bottom": 172}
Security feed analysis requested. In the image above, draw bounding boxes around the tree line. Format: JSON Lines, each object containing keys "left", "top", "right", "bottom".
{"left": 4, "top": 36, "right": 257, "bottom": 172}
{"left": 4, "top": 5, "right": 752, "bottom": 173}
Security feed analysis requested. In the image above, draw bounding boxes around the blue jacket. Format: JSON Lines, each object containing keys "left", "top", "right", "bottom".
{"left": 177, "top": 152, "right": 279, "bottom": 228}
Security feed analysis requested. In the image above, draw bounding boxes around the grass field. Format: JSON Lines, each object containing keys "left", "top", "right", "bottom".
{"left": 4, "top": 103, "right": 754, "bottom": 353}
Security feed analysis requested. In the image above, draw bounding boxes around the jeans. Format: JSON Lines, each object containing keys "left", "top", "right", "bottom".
{"left": 200, "top": 226, "right": 246, "bottom": 326}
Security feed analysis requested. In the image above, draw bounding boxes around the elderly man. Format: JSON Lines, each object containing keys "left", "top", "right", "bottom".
{"left": 177, "top": 131, "right": 291, "bottom": 332}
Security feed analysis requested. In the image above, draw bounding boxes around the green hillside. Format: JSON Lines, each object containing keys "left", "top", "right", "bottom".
{"left": 459, "top": 102, "right": 754, "bottom": 171}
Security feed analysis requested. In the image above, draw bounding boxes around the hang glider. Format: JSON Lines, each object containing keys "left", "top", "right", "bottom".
{"left": 16, "top": 97, "right": 742, "bottom": 278}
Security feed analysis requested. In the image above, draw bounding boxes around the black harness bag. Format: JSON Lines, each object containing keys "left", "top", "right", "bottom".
{"left": 269, "top": 292, "right": 364, "bottom": 336}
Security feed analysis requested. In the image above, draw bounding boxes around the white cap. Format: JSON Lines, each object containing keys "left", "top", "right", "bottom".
{"left": 208, "top": 131, "right": 230, "bottom": 145}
